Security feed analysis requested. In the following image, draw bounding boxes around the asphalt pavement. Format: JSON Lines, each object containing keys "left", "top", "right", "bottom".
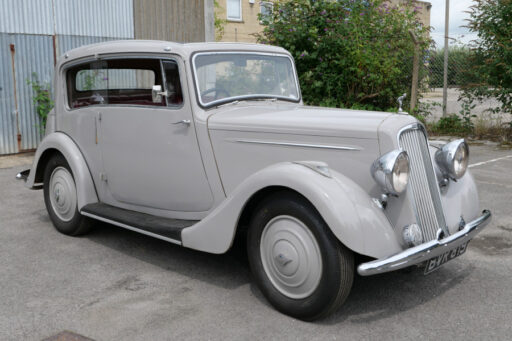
{"left": 0, "top": 142, "right": 511, "bottom": 341}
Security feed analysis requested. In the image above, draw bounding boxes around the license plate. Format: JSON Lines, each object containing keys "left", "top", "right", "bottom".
{"left": 424, "top": 241, "right": 470, "bottom": 274}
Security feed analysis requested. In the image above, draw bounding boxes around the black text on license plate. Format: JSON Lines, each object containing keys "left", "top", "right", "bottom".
{"left": 424, "top": 241, "right": 469, "bottom": 275}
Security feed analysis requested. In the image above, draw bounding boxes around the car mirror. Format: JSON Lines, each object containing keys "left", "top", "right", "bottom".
{"left": 152, "top": 85, "right": 167, "bottom": 103}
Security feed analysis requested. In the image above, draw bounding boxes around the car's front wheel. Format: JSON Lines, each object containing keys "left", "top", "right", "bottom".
{"left": 43, "top": 154, "right": 91, "bottom": 236}
{"left": 247, "top": 192, "right": 354, "bottom": 321}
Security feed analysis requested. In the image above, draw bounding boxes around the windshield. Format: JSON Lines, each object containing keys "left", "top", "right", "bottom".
{"left": 193, "top": 53, "right": 300, "bottom": 106}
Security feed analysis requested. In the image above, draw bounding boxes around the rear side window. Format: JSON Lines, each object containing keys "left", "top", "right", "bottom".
{"left": 67, "top": 59, "right": 165, "bottom": 108}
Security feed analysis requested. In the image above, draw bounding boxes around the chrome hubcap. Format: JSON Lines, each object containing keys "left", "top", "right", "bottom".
{"left": 260, "top": 215, "right": 322, "bottom": 299}
{"left": 49, "top": 167, "right": 77, "bottom": 222}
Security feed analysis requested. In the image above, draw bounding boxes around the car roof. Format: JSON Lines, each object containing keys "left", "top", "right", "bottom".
{"left": 57, "top": 40, "right": 291, "bottom": 67}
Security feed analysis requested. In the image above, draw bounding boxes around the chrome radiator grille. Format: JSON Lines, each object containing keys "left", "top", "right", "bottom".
{"left": 399, "top": 127, "right": 447, "bottom": 241}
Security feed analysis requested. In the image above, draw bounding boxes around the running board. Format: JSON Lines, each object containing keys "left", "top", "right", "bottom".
{"left": 80, "top": 203, "right": 198, "bottom": 245}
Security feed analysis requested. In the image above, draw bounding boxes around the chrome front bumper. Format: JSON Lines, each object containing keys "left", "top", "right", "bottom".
{"left": 358, "top": 210, "right": 492, "bottom": 276}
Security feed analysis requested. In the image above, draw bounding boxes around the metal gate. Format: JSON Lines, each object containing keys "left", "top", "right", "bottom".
{"left": 0, "top": 34, "right": 53, "bottom": 155}
{"left": 0, "top": 33, "right": 18, "bottom": 154}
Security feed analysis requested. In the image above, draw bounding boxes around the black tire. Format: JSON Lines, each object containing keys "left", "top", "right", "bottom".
{"left": 247, "top": 191, "right": 354, "bottom": 321}
{"left": 43, "top": 153, "right": 92, "bottom": 236}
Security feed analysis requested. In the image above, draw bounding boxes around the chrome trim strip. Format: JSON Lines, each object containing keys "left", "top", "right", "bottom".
{"left": 357, "top": 210, "right": 491, "bottom": 276}
{"left": 232, "top": 139, "right": 362, "bottom": 151}
{"left": 81, "top": 211, "right": 182, "bottom": 246}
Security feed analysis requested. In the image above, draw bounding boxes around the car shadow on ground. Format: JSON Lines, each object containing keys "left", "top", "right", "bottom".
{"left": 84, "top": 221, "right": 252, "bottom": 290}
{"left": 321, "top": 263, "right": 474, "bottom": 325}
{"left": 84, "top": 220, "right": 474, "bottom": 323}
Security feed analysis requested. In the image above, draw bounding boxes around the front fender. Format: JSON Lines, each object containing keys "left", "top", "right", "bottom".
{"left": 26, "top": 132, "right": 98, "bottom": 210}
{"left": 182, "top": 162, "right": 401, "bottom": 257}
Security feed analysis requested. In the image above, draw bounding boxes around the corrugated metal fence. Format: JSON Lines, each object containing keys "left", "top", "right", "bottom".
{"left": 1, "top": 0, "right": 211, "bottom": 154}
{"left": 0, "top": 0, "right": 134, "bottom": 155}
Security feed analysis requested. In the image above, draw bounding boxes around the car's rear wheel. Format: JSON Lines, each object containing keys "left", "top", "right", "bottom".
{"left": 247, "top": 192, "right": 354, "bottom": 321}
{"left": 43, "top": 154, "right": 91, "bottom": 236}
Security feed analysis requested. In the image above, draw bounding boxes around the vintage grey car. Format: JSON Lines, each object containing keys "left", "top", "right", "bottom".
{"left": 17, "top": 41, "right": 491, "bottom": 320}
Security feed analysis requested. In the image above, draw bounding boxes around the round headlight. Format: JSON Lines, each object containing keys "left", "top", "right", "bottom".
{"left": 392, "top": 151, "right": 410, "bottom": 193}
{"left": 371, "top": 149, "right": 410, "bottom": 195}
{"left": 435, "top": 139, "right": 469, "bottom": 180}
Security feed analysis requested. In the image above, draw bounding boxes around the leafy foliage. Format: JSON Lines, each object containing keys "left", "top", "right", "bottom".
{"left": 26, "top": 72, "right": 53, "bottom": 131}
{"left": 257, "top": 0, "right": 431, "bottom": 110}
{"left": 461, "top": 0, "right": 512, "bottom": 115}
{"left": 429, "top": 98, "right": 476, "bottom": 136}
{"left": 214, "top": 0, "right": 227, "bottom": 41}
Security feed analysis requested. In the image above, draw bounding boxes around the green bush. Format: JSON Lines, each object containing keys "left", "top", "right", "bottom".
{"left": 429, "top": 102, "right": 476, "bottom": 136}
{"left": 26, "top": 72, "right": 53, "bottom": 131}
{"left": 257, "top": 0, "right": 430, "bottom": 110}
{"left": 430, "top": 115, "right": 467, "bottom": 135}
{"left": 461, "top": 0, "right": 512, "bottom": 116}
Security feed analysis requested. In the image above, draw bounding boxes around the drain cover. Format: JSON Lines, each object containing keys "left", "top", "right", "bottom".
{"left": 42, "top": 331, "right": 95, "bottom": 341}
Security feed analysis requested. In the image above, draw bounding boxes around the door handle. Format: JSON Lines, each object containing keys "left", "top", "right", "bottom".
{"left": 172, "top": 119, "right": 191, "bottom": 126}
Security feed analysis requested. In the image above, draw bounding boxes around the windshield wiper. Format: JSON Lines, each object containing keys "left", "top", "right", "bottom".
{"left": 213, "top": 96, "right": 289, "bottom": 108}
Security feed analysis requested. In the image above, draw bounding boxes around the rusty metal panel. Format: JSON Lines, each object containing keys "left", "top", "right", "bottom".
{"left": 0, "top": 33, "right": 18, "bottom": 154}
{"left": 0, "top": 0, "right": 54, "bottom": 35}
{"left": 12, "top": 34, "right": 54, "bottom": 151}
{"left": 133, "top": 0, "right": 206, "bottom": 42}
{"left": 54, "top": 0, "right": 134, "bottom": 38}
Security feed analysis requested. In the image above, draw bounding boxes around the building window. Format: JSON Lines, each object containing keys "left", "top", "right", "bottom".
{"left": 260, "top": 1, "right": 273, "bottom": 21}
{"left": 227, "top": 0, "right": 242, "bottom": 21}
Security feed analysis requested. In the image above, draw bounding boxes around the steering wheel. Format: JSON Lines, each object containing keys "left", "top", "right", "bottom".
{"left": 201, "top": 87, "right": 231, "bottom": 100}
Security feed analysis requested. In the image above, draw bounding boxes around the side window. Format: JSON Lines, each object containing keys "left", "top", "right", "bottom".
{"left": 67, "top": 61, "right": 107, "bottom": 108}
{"left": 162, "top": 60, "right": 183, "bottom": 106}
{"left": 67, "top": 58, "right": 164, "bottom": 109}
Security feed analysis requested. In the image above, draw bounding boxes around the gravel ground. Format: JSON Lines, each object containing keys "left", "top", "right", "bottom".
{"left": 0, "top": 143, "right": 511, "bottom": 341}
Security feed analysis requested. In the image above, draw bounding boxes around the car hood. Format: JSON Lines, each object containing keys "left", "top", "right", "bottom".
{"left": 207, "top": 102, "right": 393, "bottom": 139}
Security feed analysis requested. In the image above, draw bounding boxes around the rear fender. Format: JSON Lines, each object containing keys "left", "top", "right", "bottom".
{"left": 26, "top": 132, "right": 98, "bottom": 210}
{"left": 182, "top": 162, "right": 401, "bottom": 257}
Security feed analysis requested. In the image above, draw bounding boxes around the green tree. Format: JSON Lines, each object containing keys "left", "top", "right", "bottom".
{"left": 257, "top": 0, "right": 431, "bottom": 110}
{"left": 26, "top": 72, "right": 53, "bottom": 131}
{"left": 462, "top": 0, "right": 512, "bottom": 115}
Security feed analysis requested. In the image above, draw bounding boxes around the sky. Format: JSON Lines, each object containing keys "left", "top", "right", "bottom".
{"left": 427, "top": 0, "right": 477, "bottom": 48}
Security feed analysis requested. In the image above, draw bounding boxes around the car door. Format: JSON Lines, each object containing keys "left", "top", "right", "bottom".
{"left": 96, "top": 57, "right": 214, "bottom": 213}
{"left": 61, "top": 60, "right": 109, "bottom": 190}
